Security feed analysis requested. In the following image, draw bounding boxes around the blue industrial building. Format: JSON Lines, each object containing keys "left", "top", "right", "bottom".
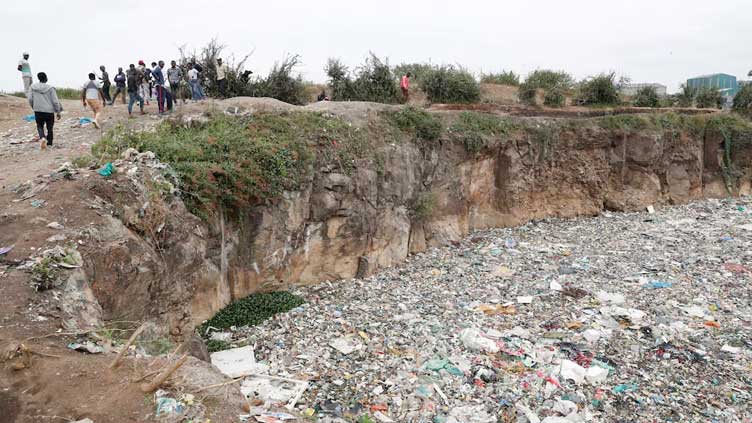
{"left": 686, "top": 73, "right": 739, "bottom": 98}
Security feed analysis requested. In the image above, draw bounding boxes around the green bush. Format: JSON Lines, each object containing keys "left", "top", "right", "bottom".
{"left": 393, "top": 63, "right": 433, "bottom": 86}
{"left": 518, "top": 70, "right": 574, "bottom": 105}
{"left": 481, "top": 71, "right": 520, "bottom": 86}
{"left": 10, "top": 87, "right": 81, "bottom": 100}
{"left": 421, "top": 65, "right": 480, "bottom": 104}
{"left": 179, "top": 39, "right": 252, "bottom": 99}
{"left": 92, "top": 112, "right": 367, "bottom": 217}
{"left": 695, "top": 87, "right": 723, "bottom": 109}
{"left": 676, "top": 84, "right": 696, "bottom": 107}
{"left": 200, "top": 291, "right": 305, "bottom": 331}
{"left": 543, "top": 88, "right": 565, "bottom": 107}
{"left": 577, "top": 72, "right": 620, "bottom": 106}
{"left": 633, "top": 86, "right": 660, "bottom": 108}
{"left": 733, "top": 84, "right": 752, "bottom": 117}
{"left": 386, "top": 107, "right": 443, "bottom": 141}
{"left": 249, "top": 55, "right": 307, "bottom": 105}
{"left": 325, "top": 54, "right": 400, "bottom": 103}
{"left": 353, "top": 53, "right": 400, "bottom": 103}
{"left": 449, "top": 112, "right": 516, "bottom": 153}
{"left": 325, "top": 58, "right": 357, "bottom": 101}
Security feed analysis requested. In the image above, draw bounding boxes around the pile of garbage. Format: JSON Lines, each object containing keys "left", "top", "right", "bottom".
{"left": 213, "top": 197, "right": 751, "bottom": 422}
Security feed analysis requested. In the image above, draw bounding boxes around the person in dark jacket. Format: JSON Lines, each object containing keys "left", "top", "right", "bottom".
{"left": 152, "top": 60, "right": 173, "bottom": 114}
{"left": 109, "top": 67, "right": 127, "bottom": 105}
{"left": 99, "top": 65, "right": 112, "bottom": 103}
{"left": 27, "top": 72, "right": 62, "bottom": 149}
{"left": 126, "top": 64, "right": 145, "bottom": 116}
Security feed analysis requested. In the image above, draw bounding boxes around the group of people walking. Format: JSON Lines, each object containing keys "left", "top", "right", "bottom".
{"left": 17, "top": 51, "right": 234, "bottom": 150}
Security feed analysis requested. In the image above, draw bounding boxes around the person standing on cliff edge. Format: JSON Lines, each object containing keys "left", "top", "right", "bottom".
{"left": 400, "top": 72, "right": 411, "bottom": 103}
{"left": 18, "top": 52, "right": 32, "bottom": 94}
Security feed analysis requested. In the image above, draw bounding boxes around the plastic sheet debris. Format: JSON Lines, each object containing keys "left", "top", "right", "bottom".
{"left": 329, "top": 337, "right": 362, "bottom": 355}
{"left": 0, "top": 246, "right": 13, "bottom": 255}
{"left": 67, "top": 341, "right": 104, "bottom": 354}
{"left": 23, "top": 114, "right": 35, "bottom": 122}
{"left": 240, "top": 374, "right": 308, "bottom": 410}
{"left": 253, "top": 412, "right": 297, "bottom": 422}
{"left": 423, "top": 357, "right": 464, "bottom": 376}
{"left": 78, "top": 117, "right": 93, "bottom": 125}
{"left": 155, "top": 390, "right": 185, "bottom": 417}
{"left": 46, "top": 221, "right": 64, "bottom": 230}
{"left": 646, "top": 280, "right": 672, "bottom": 289}
{"left": 97, "top": 162, "right": 114, "bottom": 177}
{"left": 460, "top": 328, "right": 499, "bottom": 353}
{"left": 210, "top": 345, "right": 269, "bottom": 378}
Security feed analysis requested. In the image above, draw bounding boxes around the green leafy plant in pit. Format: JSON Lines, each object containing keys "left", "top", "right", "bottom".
{"left": 481, "top": 71, "right": 520, "bottom": 86}
{"left": 200, "top": 292, "right": 305, "bottom": 332}
{"left": 633, "top": 86, "right": 660, "bottom": 108}
{"left": 385, "top": 107, "right": 443, "bottom": 141}
{"left": 733, "top": 84, "right": 752, "bottom": 118}
{"left": 421, "top": 65, "right": 481, "bottom": 104}
{"left": 412, "top": 192, "right": 437, "bottom": 220}
{"left": 357, "top": 416, "right": 376, "bottom": 423}
{"left": 92, "top": 112, "right": 366, "bottom": 218}
{"left": 518, "top": 70, "right": 574, "bottom": 105}
{"left": 695, "top": 87, "right": 723, "bottom": 109}
{"left": 31, "top": 257, "right": 59, "bottom": 291}
{"left": 576, "top": 72, "right": 620, "bottom": 106}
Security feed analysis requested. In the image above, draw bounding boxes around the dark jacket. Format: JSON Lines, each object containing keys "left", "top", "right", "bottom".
{"left": 114, "top": 72, "right": 126, "bottom": 88}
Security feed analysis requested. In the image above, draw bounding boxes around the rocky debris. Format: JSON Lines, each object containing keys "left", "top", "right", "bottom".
{"left": 215, "top": 196, "right": 751, "bottom": 422}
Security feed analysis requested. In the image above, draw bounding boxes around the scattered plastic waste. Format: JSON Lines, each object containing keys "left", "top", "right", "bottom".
{"left": 646, "top": 280, "right": 672, "bottom": 289}
{"left": 67, "top": 341, "right": 104, "bottom": 354}
{"left": 78, "top": 117, "right": 93, "bottom": 125}
{"left": 97, "top": 162, "right": 114, "bottom": 177}
{"left": 0, "top": 245, "right": 13, "bottom": 255}
{"left": 209, "top": 197, "right": 752, "bottom": 422}
{"left": 23, "top": 114, "right": 35, "bottom": 122}
{"left": 210, "top": 345, "right": 269, "bottom": 378}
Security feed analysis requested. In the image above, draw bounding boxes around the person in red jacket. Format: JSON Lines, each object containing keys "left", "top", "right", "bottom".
{"left": 400, "top": 72, "right": 411, "bottom": 103}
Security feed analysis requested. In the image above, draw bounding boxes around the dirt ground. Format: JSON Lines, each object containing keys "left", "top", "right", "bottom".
{"left": 0, "top": 95, "right": 246, "bottom": 423}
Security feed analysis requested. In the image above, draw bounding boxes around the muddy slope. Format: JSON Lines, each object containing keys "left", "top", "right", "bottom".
{"left": 81, "top": 111, "right": 752, "bottom": 336}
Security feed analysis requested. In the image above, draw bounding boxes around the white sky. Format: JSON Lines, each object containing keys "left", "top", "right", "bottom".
{"left": 1, "top": 0, "right": 750, "bottom": 93}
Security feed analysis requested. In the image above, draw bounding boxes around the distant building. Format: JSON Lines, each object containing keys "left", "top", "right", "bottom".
{"left": 619, "top": 83, "right": 667, "bottom": 97}
{"left": 686, "top": 73, "right": 739, "bottom": 98}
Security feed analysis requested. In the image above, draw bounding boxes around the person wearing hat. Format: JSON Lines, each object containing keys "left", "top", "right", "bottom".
{"left": 18, "top": 52, "right": 32, "bottom": 94}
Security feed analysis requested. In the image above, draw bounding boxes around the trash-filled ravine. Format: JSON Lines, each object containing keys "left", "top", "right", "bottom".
{"left": 208, "top": 197, "right": 752, "bottom": 423}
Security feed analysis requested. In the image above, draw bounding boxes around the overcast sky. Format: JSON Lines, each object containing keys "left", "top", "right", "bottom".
{"left": 1, "top": 0, "right": 750, "bottom": 93}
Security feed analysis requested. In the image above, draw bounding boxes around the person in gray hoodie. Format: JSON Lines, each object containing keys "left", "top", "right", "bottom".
{"left": 27, "top": 72, "right": 62, "bottom": 150}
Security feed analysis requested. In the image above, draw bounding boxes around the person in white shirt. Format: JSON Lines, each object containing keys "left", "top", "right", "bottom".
{"left": 188, "top": 64, "right": 202, "bottom": 101}
{"left": 215, "top": 58, "right": 229, "bottom": 98}
{"left": 17, "top": 52, "right": 32, "bottom": 94}
{"left": 81, "top": 73, "right": 106, "bottom": 129}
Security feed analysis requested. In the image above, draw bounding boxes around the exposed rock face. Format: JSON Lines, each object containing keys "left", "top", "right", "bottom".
{"left": 81, "top": 115, "right": 752, "bottom": 333}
